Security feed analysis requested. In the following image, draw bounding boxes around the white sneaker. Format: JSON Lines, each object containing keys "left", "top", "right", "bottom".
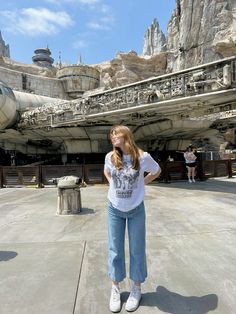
{"left": 188, "top": 179, "right": 192, "bottom": 183}
{"left": 109, "top": 285, "right": 121, "bottom": 312}
{"left": 125, "top": 285, "right": 141, "bottom": 312}
{"left": 192, "top": 178, "right": 195, "bottom": 182}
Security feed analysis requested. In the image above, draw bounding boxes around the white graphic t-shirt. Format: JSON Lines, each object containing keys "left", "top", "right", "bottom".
{"left": 104, "top": 152, "right": 160, "bottom": 212}
{"left": 184, "top": 152, "right": 197, "bottom": 164}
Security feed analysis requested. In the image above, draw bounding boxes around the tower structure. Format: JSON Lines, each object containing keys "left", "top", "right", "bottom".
{"left": 32, "top": 47, "right": 54, "bottom": 67}
{"left": 57, "top": 64, "right": 100, "bottom": 98}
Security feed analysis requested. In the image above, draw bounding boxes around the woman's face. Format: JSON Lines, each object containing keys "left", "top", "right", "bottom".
{"left": 111, "top": 133, "right": 125, "bottom": 148}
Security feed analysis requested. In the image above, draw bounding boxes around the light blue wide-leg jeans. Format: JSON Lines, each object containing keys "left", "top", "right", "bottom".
{"left": 108, "top": 201, "right": 147, "bottom": 283}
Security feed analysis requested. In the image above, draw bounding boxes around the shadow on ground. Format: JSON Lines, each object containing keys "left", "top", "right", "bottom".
{"left": 140, "top": 286, "right": 218, "bottom": 314}
{"left": 79, "top": 207, "right": 95, "bottom": 215}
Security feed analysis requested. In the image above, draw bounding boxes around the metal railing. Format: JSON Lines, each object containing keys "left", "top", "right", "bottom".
{"left": 0, "top": 160, "right": 235, "bottom": 188}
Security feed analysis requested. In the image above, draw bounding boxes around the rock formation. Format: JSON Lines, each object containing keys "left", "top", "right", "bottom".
{"left": 93, "top": 50, "right": 167, "bottom": 89}
{"left": 164, "top": 0, "right": 235, "bottom": 71}
{"left": 97, "top": 0, "right": 236, "bottom": 88}
{"left": 0, "top": 31, "right": 10, "bottom": 58}
{"left": 142, "top": 18, "right": 166, "bottom": 56}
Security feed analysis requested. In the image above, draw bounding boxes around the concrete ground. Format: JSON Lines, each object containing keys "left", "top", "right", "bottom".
{"left": 0, "top": 177, "right": 236, "bottom": 314}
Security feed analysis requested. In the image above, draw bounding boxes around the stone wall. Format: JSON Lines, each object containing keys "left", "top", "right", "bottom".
{"left": 0, "top": 65, "right": 67, "bottom": 99}
{"left": 57, "top": 65, "right": 100, "bottom": 98}
{"left": 0, "top": 57, "right": 100, "bottom": 99}
{"left": 0, "top": 56, "right": 57, "bottom": 77}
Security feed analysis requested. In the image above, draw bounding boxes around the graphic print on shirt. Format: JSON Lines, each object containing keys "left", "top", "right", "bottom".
{"left": 184, "top": 152, "right": 197, "bottom": 162}
{"left": 111, "top": 163, "right": 139, "bottom": 199}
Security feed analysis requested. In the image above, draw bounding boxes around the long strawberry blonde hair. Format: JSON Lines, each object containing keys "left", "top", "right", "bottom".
{"left": 110, "top": 125, "right": 142, "bottom": 170}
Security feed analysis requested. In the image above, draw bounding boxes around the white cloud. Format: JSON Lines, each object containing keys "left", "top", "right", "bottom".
{"left": 101, "top": 15, "right": 114, "bottom": 24}
{"left": 0, "top": 7, "right": 74, "bottom": 36}
{"left": 87, "top": 21, "right": 110, "bottom": 30}
{"left": 84, "top": 2, "right": 114, "bottom": 31}
{"left": 43, "top": 0, "right": 78, "bottom": 4}
{"left": 100, "top": 4, "right": 110, "bottom": 14}
{"left": 72, "top": 39, "right": 88, "bottom": 49}
{"left": 43, "top": 0, "right": 62, "bottom": 4}
{"left": 79, "top": 0, "right": 100, "bottom": 5}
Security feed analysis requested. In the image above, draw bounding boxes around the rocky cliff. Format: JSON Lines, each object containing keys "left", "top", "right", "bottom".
{"left": 93, "top": 50, "right": 167, "bottom": 89}
{"left": 97, "top": 0, "right": 236, "bottom": 87}
{"left": 142, "top": 18, "right": 166, "bottom": 56}
{"left": 165, "top": 0, "right": 236, "bottom": 71}
{"left": 0, "top": 31, "right": 10, "bottom": 58}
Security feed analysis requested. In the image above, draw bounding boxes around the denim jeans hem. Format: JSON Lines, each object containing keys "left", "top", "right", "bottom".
{"left": 108, "top": 274, "right": 126, "bottom": 283}
{"left": 108, "top": 275, "right": 147, "bottom": 283}
{"left": 129, "top": 274, "right": 147, "bottom": 283}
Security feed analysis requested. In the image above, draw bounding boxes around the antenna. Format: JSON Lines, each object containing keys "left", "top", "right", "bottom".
{"left": 59, "top": 51, "right": 62, "bottom": 68}
{"left": 77, "top": 53, "right": 82, "bottom": 65}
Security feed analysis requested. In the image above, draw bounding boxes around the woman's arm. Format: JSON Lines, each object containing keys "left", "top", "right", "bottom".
{"left": 104, "top": 169, "right": 111, "bottom": 184}
{"left": 144, "top": 169, "right": 161, "bottom": 185}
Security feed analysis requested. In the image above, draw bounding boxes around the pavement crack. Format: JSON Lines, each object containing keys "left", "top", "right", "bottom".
{"left": 72, "top": 240, "right": 87, "bottom": 314}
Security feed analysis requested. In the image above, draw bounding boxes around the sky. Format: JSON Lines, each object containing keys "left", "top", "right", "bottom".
{"left": 0, "top": 0, "right": 176, "bottom": 66}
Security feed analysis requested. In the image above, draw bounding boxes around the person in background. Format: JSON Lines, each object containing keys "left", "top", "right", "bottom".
{"left": 104, "top": 125, "right": 161, "bottom": 313}
{"left": 167, "top": 155, "right": 174, "bottom": 162}
{"left": 184, "top": 146, "right": 197, "bottom": 182}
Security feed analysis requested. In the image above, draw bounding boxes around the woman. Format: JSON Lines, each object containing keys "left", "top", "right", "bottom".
{"left": 184, "top": 146, "right": 197, "bottom": 183}
{"left": 104, "top": 125, "right": 161, "bottom": 312}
